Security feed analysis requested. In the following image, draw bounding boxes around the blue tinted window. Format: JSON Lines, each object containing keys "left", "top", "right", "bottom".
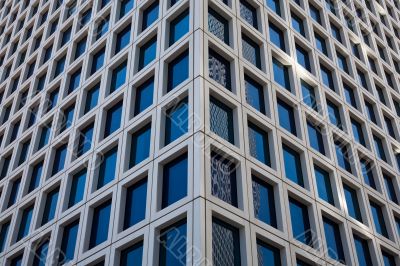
{"left": 134, "top": 78, "right": 154, "bottom": 116}
{"left": 210, "top": 97, "right": 234, "bottom": 144}
{"left": 142, "top": 1, "right": 159, "bottom": 31}
{"left": 283, "top": 144, "right": 303, "bottom": 187}
{"left": 48, "top": 90, "right": 59, "bottom": 111}
{"left": 382, "top": 250, "right": 396, "bottom": 266}
{"left": 208, "top": 8, "right": 229, "bottom": 44}
{"left": 0, "top": 221, "right": 10, "bottom": 252}
{"left": 244, "top": 75, "right": 265, "bottom": 114}
{"left": 139, "top": 37, "right": 157, "bottom": 70}
{"left": 96, "top": 16, "right": 109, "bottom": 40}
{"left": 211, "top": 153, "right": 238, "bottom": 206}
{"left": 130, "top": 124, "right": 151, "bottom": 167}
{"left": 267, "top": 0, "right": 281, "bottom": 16}
{"left": 209, "top": 49, "right": 231, "bottom": 90}
{"left": 337, "top": 53, "right": 349, "bottom": 74}
{"left": 0, "top": 155, "right": 11, "bottom": 180}
{"left": 354, "top": 235, "right": 372, "bottom": 266}
{"left": 314, "top": 166, "right": 334, "bottom": 205}
{"left": 373, "top": 136, "right": 386, "bottom": 162}
{"left": 104, "top": 101, "right": 123, "bottom": 138}
{"left": 242, "top": 35, "right": 261, "bottom": 68}
{"left": 277, "top": 99, "right": 296, "bottom": 135}
{"left": 323, "top": 217, "right": 345, "bottom": 263}
{"left": 334, "top": 140, "right": 352, "bottom": 173}
{"left": 327, "top": 100, "right": 342, "bottom": 129}
{"left": 29, "top": 162, "right": 43, "bottom": 193}
{"left": 9, "top": 121, "right": 20, "bottom": 143}
{"left": 68, "top": 68, "right": 81, "bottom": 94}
{"left": 7, "top": 178, "right": 21, "bottom": 208}
{"left": 97, "top": 146, "right": 118, "bottom": 189}
{"left": 84, "top": 84, "right": 100, "bottom": 114}
{"left": 124, "top": 179, "right": 147, "bottom": 229}
{"left": 91, "top": 48, "right": 105, "bottom": 75}
{"left": 43, "top": 46, "right": 52, "bottom": 63}
{"left": 167, "top": 50, "right": 189, "bottom": 92}
{"left": 330, "top": 23, "right": 341, "bottom": 42}
{"left": 170, "top": 9, "right": 189, "bottom": 46}
{"left": 61, "top": 27, "right": 71, "bottom": 46}
{"left": 272, "top": 58, "right": 291, "bottom": 91}
{"left": 292, "top": 14, "right": 305, "bottom": 36}
{"left": 296, "top": 45, "right": 310, "bottom": 71}
{"left": 383, "top": 174, "right": 398, "bottom": 204}
{"left": 252, "top": 176, "right": 276, "bottom": 227}
{"left": 159, "top": 220, "right": 187, "bottom": 266}
{"left": 59, "top": 220, "right": 79, "bottom": 264}
{"left": 320, "top": 65, "right": 335, "bottom": 90}
{"left": 75, "top": 38, "right": 87, "bottom": 60}
{"left": 343, "top": 183, "right": 362, "bottom": 222}
{"left": 257, "top": 239, "right": 281, "bottom": 266}
{"left": 110, "top": 61, "right": 127, "bottom": 94}
{"left": 309, "top": 4, "right": 321, "bottom": 24}
{"left": 115, "top": 26, "right": 131, "bottom": 54}
{"left": 269, "top": 24, "right": 285, "bottom": 52}
{"left": 119, "top": 0, "right": 133, "bottom": 19}
{"left": 240, "top": 1, "right": 258, "bottom": 28}
{"left": 370, "top": 201, "right": 388, "bottom": 238}
{"left": 77, "top": 123, "right": 94, "bottom": 157}
{"left": 315, "top": 33, "right": 328, "bottom": 56}
{"left": 162, "top": 154, "right": 188, "bottom": 208}
{"left": 360, "top": 159, "right": 376, "bottom": 189}
{"left": 54, "top": 57, "right": 66, "bottom": 77}
{"left": 365, "top": 101, "right": 377, "bottom": 124}
{"left": 10, "top": 254, "right": 23, "bottom": 266}
{"left": 17, "top": 205, "right": 34, "bottom": 241}
{"left": 248, "top": 122, "right": 270, "bottom": 166}
{"left": 212, "top": 218, "right": 240, "bottom": 266}
{"left": 60, "top": 105, "right": 75, "bottom": 132}
{"left": 289, "top": 198, "right": 312, "bottom": 246}
{"left": 41, "top": 188, "right": 59, "bottom": 225}
{"left": 358, "top": 70, "right": 368, "bottom": 89}
{"left": 307, "top": 122, "right": 325, "bottom": 154}
{"left": 120, "top": 242, "right": 143, "bottom": 266}
{"left": 32, "top": 240, "right": 49, "bottom": 266}
{"left": 52, "top": 144, "right": 67, "bottom": 176}
{"left": 165, "top": 98, "right": 188, "bottom": 145}
{"left": 344, "top": 84, "right": 357, "bottom": 108}
{"left": 80, "top": 9, "right": 91, "bottom": 28}
{"left": 89, "top": 200, "right": 111, "bottom": 248}
{"left": 68, "top": 169, "right": 86, "bottom": 208}
{"left": 351, "top": 119, "right": 365, "bottom": 146}
{"left": 301, "top": 81, "right": 317, "bottom": 111}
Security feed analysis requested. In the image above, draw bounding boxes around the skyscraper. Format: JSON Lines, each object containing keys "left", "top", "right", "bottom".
{"left": 0, "top": 0, "right": 399, "bottom": 265}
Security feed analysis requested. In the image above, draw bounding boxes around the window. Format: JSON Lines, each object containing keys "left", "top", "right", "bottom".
{"left": 159, "top": 219, "right": 187, "bottom": 266}
{"left": 336, "top": 52, "right": 349, "bottom": 74}
{"left": 110, "top": 61, "right": 127, "bottom": 94}
{"left": 334, "top": 140, "right": 352, "bottom": 173}
{"left": 169, "top": 9, "right": 189, "bottom": 46}
{"left": 7, "top": 178, "right": 21, "bottom": 208}
{"left": 370, "top": 201, "right": 388, "bottom": 238}
{"left": 0, "top": 155, "right": 11, "bottom": 180}
{"left": 89, "top": 200, "right": 111, "bottom": 249}
{"left": 277, "top": 99, "right": 296, "bottom": 135}
{"left": 80, "top": 9, "right": 91, "bottom": 28}
{"left": 130, "top": 124, "right": 151, "bottom": 167}
{"left": 91, "top": 48, "right": 106, "bottom": 75}
{"left": 314, "top": 166, "right": 334, "bottom": 205}
{"left": 41, "top": 188, "right": 59, "bottom": 225}
{"left": 165, "top": 98, "right": 188, "bottom": 145}
{"left": 18, "top": 141, "right": 29, "bottom": 166}
{"left": 10, "top": 254, "right": 23, "bottom": 266}
{"left": 245, "top": 75, "right": 265, "bottom": 114}
{"left": 384, "top": 116, "right": 396, "bottom": 139}
{"left": 68, "top": 68, "right": 81, "bottom": 94}
{"left": 84, "top": 84, "right": 100, "bottom": 114}
{"left": 138, "top": 37, "right": 157, "bottom": 70}
{"left": 115, "top": 25, "right": 131, "bottom": 54}
{"left": 269, "top": 22, "right": 286, "bottom": 52}
{"left": 77, "top": 123, "right": 94, "bottom": 157}
{"left": 74, "top": 38, "right": 87, "bottom": 60}
{"left": 211, "top": 152, "right": 238, "bottom": 206}
{"left": 291, "top": 13, "right": 305, "bottom": 36}
{"left": 9, "top": 121, "right": 20, "bottom": 143}
{"left": 364, "top": 101, "right": 377, "bottom": 124}
{"left": 309, "top": 4, "right": 321, "bottom": 24}
{"left": 142, "top": 1, "right": 159, "bottom": 31}
{"left": 209, "top": 49, "right": 231, "bottom": 90}
{"left": 373, "top": 135, "right": 386, "bottom": 162}
{"left": 50, "top": 144, "right": 66, "bottom": 177}
{"left": 282, "top": 144, "right": 304, "bottom": 187}
{"left": 360, "top": 159, "right": 376, "bottom": 189}
{"left": 43, "top": 46, "right": 52, "bottom": 63}
{"left": 382, "top": 250, "right": 396, "bottom": 266}
{"left": 240, "top": 0, "right": 258, "bottom": 29}
{"left": 351, "top": 119, "right": 366, "bottom": 147}
{"left": 32, "top": 240, "right": 49, "bottom": 266}
{"left": 68, "top": 169, "right": 86, "bottom": 208}
{"left": 315, "top": 32, "right": 328, "bottom": 56}
{"left": 208, "top": 8, "right": 229, "bottom": 44}
{"left": 383, "top": 174, "right": 398, "bottom": 204}
{"left": 59, "top": 220, "right": 79, "bottom": 264}
{"left": 297, "top": 43, "right": 313, "bottom": 71}
{"left": 353, "top": 235, "right": 373, "bottom": 266}
{"left": 161, "top": 153, "right": 188, "bottom": 208}
{"left": 124, "top": 179, "right": 147, "bottom": 229}
{"left": 343, "top": 183, "right": 362, "bottom": 222}
{"left": 301, "top": 81, "right": 318, "bottom": 111}
{"left": 376, "top": 86, "right": 386, "bottom": 105}
{"left": 54, "top": 57, "right": 66, "bottom": 78}
{"left": 267, "top": 0, "right": 281, "bottom": 16}
{"left": 210, "top": 97, "right": 234, "bottom": 143}
{"left": 16, "top": 205, "right": 34, "bottom": 242}
{"left": 119, "top": 0, "right": 133, "bottom": 19}
{"left": 61, "top": 27, "right": 72, "bottom": 46}
{"left": 323, "top": 217, "right": 345, "bottom": 263}
{"left": 368, "top": 57, "right": 377, "bottom": 74}
{"left": 120, "top": 242, "right": 143, "bottom": 266}
{"left": 97, "top": 146, "right": 118, "bottom": 189}
{"left": 357, "top": 70, "right": 368, "bottom": 90}
{"left": 307, "top": 121, "right": 325, "bottom": 154}
{"left": 252, "top": 176, "right": 277, "bottom": 227}
{"left": 289, "top": 197, "right": 312, "bottom": 246}
{"left": 320, "top": 64, "right": 335, "bottom": 91}
{"left": 212, "top": 218, "right": 240, "bottom": 266}
{"left": 330, "top": 23, "right": 341, "bottom": 42}
{"left": 134, "top": 78, "right": 154, "bottom": 116}
{"left": 343, "top": 84, "right": 357, "bottom": 108}
{"left": 242, "top": 34, "right": 261, "bottom": 68}
{"left": 257, "top": 239, "right": 281, "bottom": 266}
{"left": 96, "top": 16, "right": 109, "bottom": 40}
{"left": 167, "top": 50, "right": 189, "bottom": 92}
{"left": 272, "top": 58, "right": 290, "bottom": 91}
{"left": 28, "top": 161, "right": 43, "bottom": 193}
{"left": 248, "top": 122, "right": 270, "bottom": 166}
{"left": 0, "top": 221, "right": 10, "bottom": 252}
{"left": 104, "top": 101, "right": 123, "bottom": 138}
{"left": 327, "top": 100, "right": 342, "bottom": 129}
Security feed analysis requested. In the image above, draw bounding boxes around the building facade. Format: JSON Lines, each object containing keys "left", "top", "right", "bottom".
{"left": 0, "top": 0, "right": 399, "bottom": 265}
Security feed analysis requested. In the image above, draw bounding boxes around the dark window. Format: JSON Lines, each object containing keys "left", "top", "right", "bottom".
{"left": 242, "top": 34, "right": 261, "bottom": 68}
{"left": 382, "top": 250, "right": 396, "bottom": 266}
{"left": 68, "top": 68, "right": 81, "bottom": 94}
{"left": 17, "top": 205, "right": 34, "bottom": 241}
{"left": 74, "top": 38, "right": 87, "bottom": 60}
{"left": 115, "top": 25, "right": 131, "bottom": 54}
{"left": 119, "top": 0, "right": 133, "bottom": 19}
{"left": 343, "top": 183, "right": 362, "bottom": 222}
{"left": 212, "top": 218, "right": 241, "bottom": 266}
{"left": 296, "top": 44, "right": 310, "bottom": 71}
{"left": 334, "top": 140, "right": 352, "bottom": 173}
{"left": 240, "top": 0, "right": 258, "bottom": 28}
{"left": 52, "top": 144, "right": 68, "bottom": 176}
{"left": 257, "top": 239, "right": 281, "bottom": 266}
{"left": 314, "top": 166, "right": 334, "bottom": 204}
{"left": 269, "top": 23, "right": 286, "bottom": 52}
{"left": 209, "top": 49, "right": 231, "bottom": 90}
{"left": 32, "top": 240, "right": 49, "bottom": 266}
{"left": 272, "top": 58, "right": 291, "bottom": 91}
{"left": 41, "top": 188, "right": 59, "bottom": 225}
{"left": 320, "top": 64, "right": 335, "bottom": 91}
{"left": 282, "top": 144, "right": 304, "bottom": 187}
{"left": 110, "top": 61, "right": 127, "bottom": 94}
{"left": 60, "top": 105, "right": 75, "bottom": 132}
{"left": 0, "top": 155, "right": 11, "bottom": 180}
{"left": 77, "top": 123, "right": 94, "bottom": 157}
{"left": 142, "top": 1, "right": 159, "bottom": 31}
{"left": 167, "top": 50, "right": 189, "bottom": 92}
{"left": 315, "top": 33, "right": 328, "bottom": 56}
{"left": 61, "top": 27, "right": 72, "bottom": 46}
{"left": 59, "top": 220, "right": 79, "bottom": 264}
{"left": 384, "top": 116, "right": 396, "bottom": 138}
{"left": 68, "top": 169, "right": 86, "bottom": 208}
{"left": 208, "top": 8, "right": 229, "bottom": 44}
{"left": 248, "top": 122, "right": 270, "bottom": 166}
{"left": 10, "top": 254, "right": 23, "bottom": 266}
{"left": 309, "top": 4, "right": 321, "bottom": 24}
{"left": 307, "top": 121, "right": 325, "bottom": 154}
{"left": 161, "top": 154, "right": 188, "bottom": 208}
{"left": 277, "top": 99, "right": 296, "bottom": 135}
{"left": 267, "top": 0, "right": 281, "bottom": 16}
{"left": 0, "top": 221, "right": 10, "bottom": 253}
{"left": 353, "top": 235, "right": 372, "bottom": 266}
{"left": 330, "top": 23, "right": 341, "bottom": 42}
{"left": 80, "top": 9, "right": 92, "bottom": 28}
{"left": 252, "top": 176, "right": 277, "bottom": 227}
{"left": 291, "top": 13, "right": 305, "bottom": 36}
{"left": 327, "top": 100, "right": 342, "bottom": 129}
{"left": 7, "top": 178, "right": 21, "bottom": 208}
{"left": 28, "top": 161, "right": 43, "bottom": 193}
{"left": 96, "top": 16, "right": 109, "bottom": 40}
{"left": 89, "top": 200, "right": 111, "bottom": 249}
{"left": 159, "top": 219, "right": 187, "bottom": 266}
{"left": 337, "top": 52, "right": 349, "bottom": 74}
{"left": 138, "top": 37, "right": 157, "bottom": 71}
{"left": 120, "top": 242, "right": 143, "bottom": 266}
{"left": 97, "top": 146, "right": 118, "bottom": 189}
{"left": 245, "top": 75, "right": 265, "bottom": 114}
{"left": 323, "top": 217, "right": 345, "bottom": 263}
{"left": 351, "top": 119, "right": 366, "bottom": 147}
{"left": 301, "top": 81, "right": 317, "bottom": 111}
{"left": 84, "top": 84, "right": 100, "bottom": 114}
{"left": 54, "top": 57, "right": 66, "bottom": 78}
{"left": 289, "top": 198, "right": 313, "bottom": 246}
{"left": 165, "top": 98, "right": 188, "bottom": 145}
{"left": 373, "top": 135, "right": 386, "bottom": 162}
{"left": 124, "top": 179, "right": 147, "bottom": 229}
{"left": 370, "top": 201, "right": 388, "bottom": 238}
{"left": 357, "top": 70, "right": 368, "bottom": 90}
{"left": 365, "top": 101, "right": 377, "bottom": 124}
{"left": 383, "top": 174, "right": 398, "bottom": 204}
{"left": 169, "top": 9, "right": 189, "bottom": 46}
{"left": 104, "top": 101, "right": 123, "bottom": 138}
{"left": 130, "top": 124, "right": 151, "bottom": 167}
{"left": 134, "top": 78, "right": 154, "bottom": 116}
{"left": 344, "top": 84, "right": 357, "bottom": 108}
{"left": 91, "top": 48, "right": 106, "bottom": 75}
{"left": 210, "top": 97, "right": 234, "bottom": 144}
{"left": 360, "top": 159, "right": 376, "bottom": 190}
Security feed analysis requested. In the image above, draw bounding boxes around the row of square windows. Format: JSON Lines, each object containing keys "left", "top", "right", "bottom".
{"left": 0, "top": 147, "right": 400, "bottom": 265}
